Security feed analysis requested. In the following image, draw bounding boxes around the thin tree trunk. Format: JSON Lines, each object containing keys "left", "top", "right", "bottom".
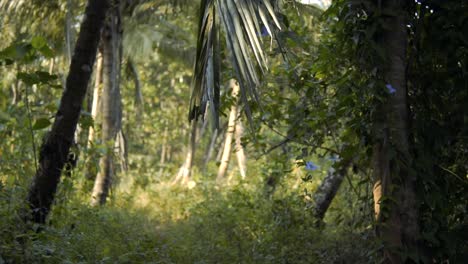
{"left": 11, "top": 79, "right": 21, "bottom": 105}
{"left": 65, "top": 0, "right": 73, "bottom": 63}
{"left": 372, "top": 1, "right": 419, "bottom": 262}
{"left": 313, "top": 163, "right": 350, "bottom": 220}
{"left": 26, "top": 0, "right": 109, "bottom": 224}
{"left": 216, "top": 79, "right": 240, "bottom": 183}
{"left": 203, "top": 128, "right": 218, "bottom": 172}
{"left": 173, "top": 119, "right": 198, "bottom": 185}
{"left": 91, "top": 2, "right": 122, "bottom": 206}
{"left": 157, "top": 126, "right": 168, "bottom": 177}
{"left": 215, "top": 126, "right": 226, "bottom": 162}
{"left": 115, "top": 129, "right": 127, "bottom": 172}
{"left": 84, "top": 51, "right": 102, "bottom": 181}
{"left": 48, "top": 58, "right": 55, "bottom": 74}
{"left": 87, "top": 50, "right": 103, "bottom": 147}
{"left": 127, "top": 59, "right": 144, "bottom": 122}
{"left": 234, "top": 117, "right": 246, "bottom": 179}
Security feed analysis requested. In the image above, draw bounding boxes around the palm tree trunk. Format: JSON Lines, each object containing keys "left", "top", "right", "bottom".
{"left": 84, "top": 51, "right": 102, "bottom": 181}
{"left": 234, "top": 117, "right": 246, "bottom": 179}
{"left": 203, "top": 128, "right": 218, "bottom": 172}
{"left": 157, "top": 126, "right": 168, "bottom": 177}
{"left": 217, "top": 79, "right": 240, "bottom": 183}
{"left": 87, "top": 50, "right": 103, "bottom": 147}
{"left": 372, "top": 1, "right": 419, "bottom": 262}
{"left": 26, "top": 0, "right": 109, "bottom": 223}
{"left": 91, "top": 3, "right": 122, "bottom": 206}
{"left": 173, "top": 119, "right": 198, "bottom": 185}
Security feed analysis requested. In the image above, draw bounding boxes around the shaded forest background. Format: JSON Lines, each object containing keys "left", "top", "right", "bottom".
{"left": 0, "top": 0, "right": 467, "bottom": 263}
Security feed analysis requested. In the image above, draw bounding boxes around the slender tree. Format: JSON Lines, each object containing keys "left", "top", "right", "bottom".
{"left": 91, "top": 0, "right": 123, "bottom": 206}
{"left": 202, "top": 128, "right": 218, "bottom": 172}
{"left": 234, "top": 115, "right": 246, "bottom": 179}
{"left": 217, "top": 79, "right": 240, "bottom": 183}
{"left": 87, "top": 49, "right": 103, "bottom": 147}
{"left": 127, "top": 59, "right": 144, "bottom": 123}
{"left": 173, "top": 119, "right": 198, "bottom": 185}
{"left": 26, "top": 0, "right": 109, "bottom": 223}
{"left": 312, "top": 162, "right": 350, "bottom": 221}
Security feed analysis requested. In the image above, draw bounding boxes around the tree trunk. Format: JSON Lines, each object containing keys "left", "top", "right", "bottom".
{"left": 157, "top": 126, "right": 168, "bottom": 177}
{"left": 173, "top": 119, "right": 198, "bottom": 185}
{"left": 84, "top": 51, "right": 102, "bottom": 181}
{"left": 127, "top": 59, "right": 144, "bottom": 122}
{"left": 234, "top": 116, "right": 246, "bottom": 179}
{"left": 313, "top": 163, "right": 350, "bottom": 220}
{"left": 91, "top": 3, "right": 122, "bottom": 206}
{"left": 215, "top": 126, "right": 226, "bottom": 162}
{"left": 115, "top": 129, "right": 127, "bottom": 172}
{"left": 203, "top": 128, "right": 218, "bottom": 172}
{"left": 372, "top": 1, "right": 419, "bottom": 262}
{"left": 26, "top": 0, "right": 109, "bottom": 224}
{"left": 216, "top": 79, "right": 240, "bottom": 183}
{"left": 65, "top": 0, "right": 74, "bottom": 63}
{"left": 87, "top": 50, "right": 103, "bottom": 147}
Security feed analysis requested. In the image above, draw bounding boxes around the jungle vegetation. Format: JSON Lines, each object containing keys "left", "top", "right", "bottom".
{"left": 0, "top": 0, "right": 466, "bottom": 263}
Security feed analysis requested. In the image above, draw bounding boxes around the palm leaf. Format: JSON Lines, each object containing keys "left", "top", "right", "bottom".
{"left": 189, "top": 0, "right": 281, "bottom": 128}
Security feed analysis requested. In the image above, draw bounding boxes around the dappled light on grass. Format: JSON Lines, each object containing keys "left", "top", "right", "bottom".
{"left": 1, "top": 176, "right": 374, "bottom": 263}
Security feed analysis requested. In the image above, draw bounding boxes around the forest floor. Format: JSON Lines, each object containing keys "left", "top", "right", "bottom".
{"left": 1, "top": 159, "right": 375, "bottom": 264}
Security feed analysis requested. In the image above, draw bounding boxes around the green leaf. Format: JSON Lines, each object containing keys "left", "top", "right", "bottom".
{"left": 32, "top": 118, "right": 51, "bottom": 130}
{"left": 39, "top": 45, "right": 55, "bottom": 58}
{"left": 17, "top": 72, "right": 39, "bottom": 86}
{"left": 35, "top": 71, "right": 58, "bottom": 83}
{"left": 31, "top": 36, "right": 47, "bottom": 49}
{"left": 0, "top": 42, "right": 32, "bottom": 61}
{"left": 17, "top": 71, "right": 58, "bottom": 86}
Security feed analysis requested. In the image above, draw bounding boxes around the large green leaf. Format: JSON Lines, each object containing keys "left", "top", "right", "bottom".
{"left": 32, "top": 118, "right": 52, "bottom": 130}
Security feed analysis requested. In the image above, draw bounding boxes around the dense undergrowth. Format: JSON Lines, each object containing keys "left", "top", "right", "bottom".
{"left": 1, "top": 159, "right": 376, "bottom": 264}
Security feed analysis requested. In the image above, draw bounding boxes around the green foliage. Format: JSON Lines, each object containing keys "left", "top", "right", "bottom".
{"left": 1, "top": 0, "right": 466, "bottom": 263}
{"left": 1, "top": 173, "right": 374, "bottom": 263}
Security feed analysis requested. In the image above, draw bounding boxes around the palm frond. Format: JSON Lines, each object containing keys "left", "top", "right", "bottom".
{"left": 189, "top": 0, "right": 281, "bottom": 128}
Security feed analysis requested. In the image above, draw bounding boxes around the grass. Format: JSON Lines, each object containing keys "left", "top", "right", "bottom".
{"left": 0, "top": 160, "right": 375, "bottom": 264}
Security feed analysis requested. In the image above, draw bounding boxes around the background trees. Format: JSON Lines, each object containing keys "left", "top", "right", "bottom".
{"left": 0, "top": 0, "right": 466, "bottom": 263}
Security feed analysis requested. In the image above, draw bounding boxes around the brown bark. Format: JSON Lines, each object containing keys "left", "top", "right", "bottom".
{"left": 91, "top": 2, "right": 122, "bottom": 206}
{"left": 26, "top": 0, "right": 109, "bottom": 224}
{"left": 372, "top": 1, "right": 419, "bottom": 262}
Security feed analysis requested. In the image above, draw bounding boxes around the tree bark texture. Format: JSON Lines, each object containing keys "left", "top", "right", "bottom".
{"left": 91, "top": 2, "right": 123, "bottom": 206}
{"left": 217, "top": 79, "right": 240, "bottom": 183}
{"left": 26, "top": 0, "right": 109, "bottom": 223}
{"left": 372, "top": 1, "right": 419, "bottom": 262}
{"left": 313, "top": 164, "right": 349, "bottom": 220}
